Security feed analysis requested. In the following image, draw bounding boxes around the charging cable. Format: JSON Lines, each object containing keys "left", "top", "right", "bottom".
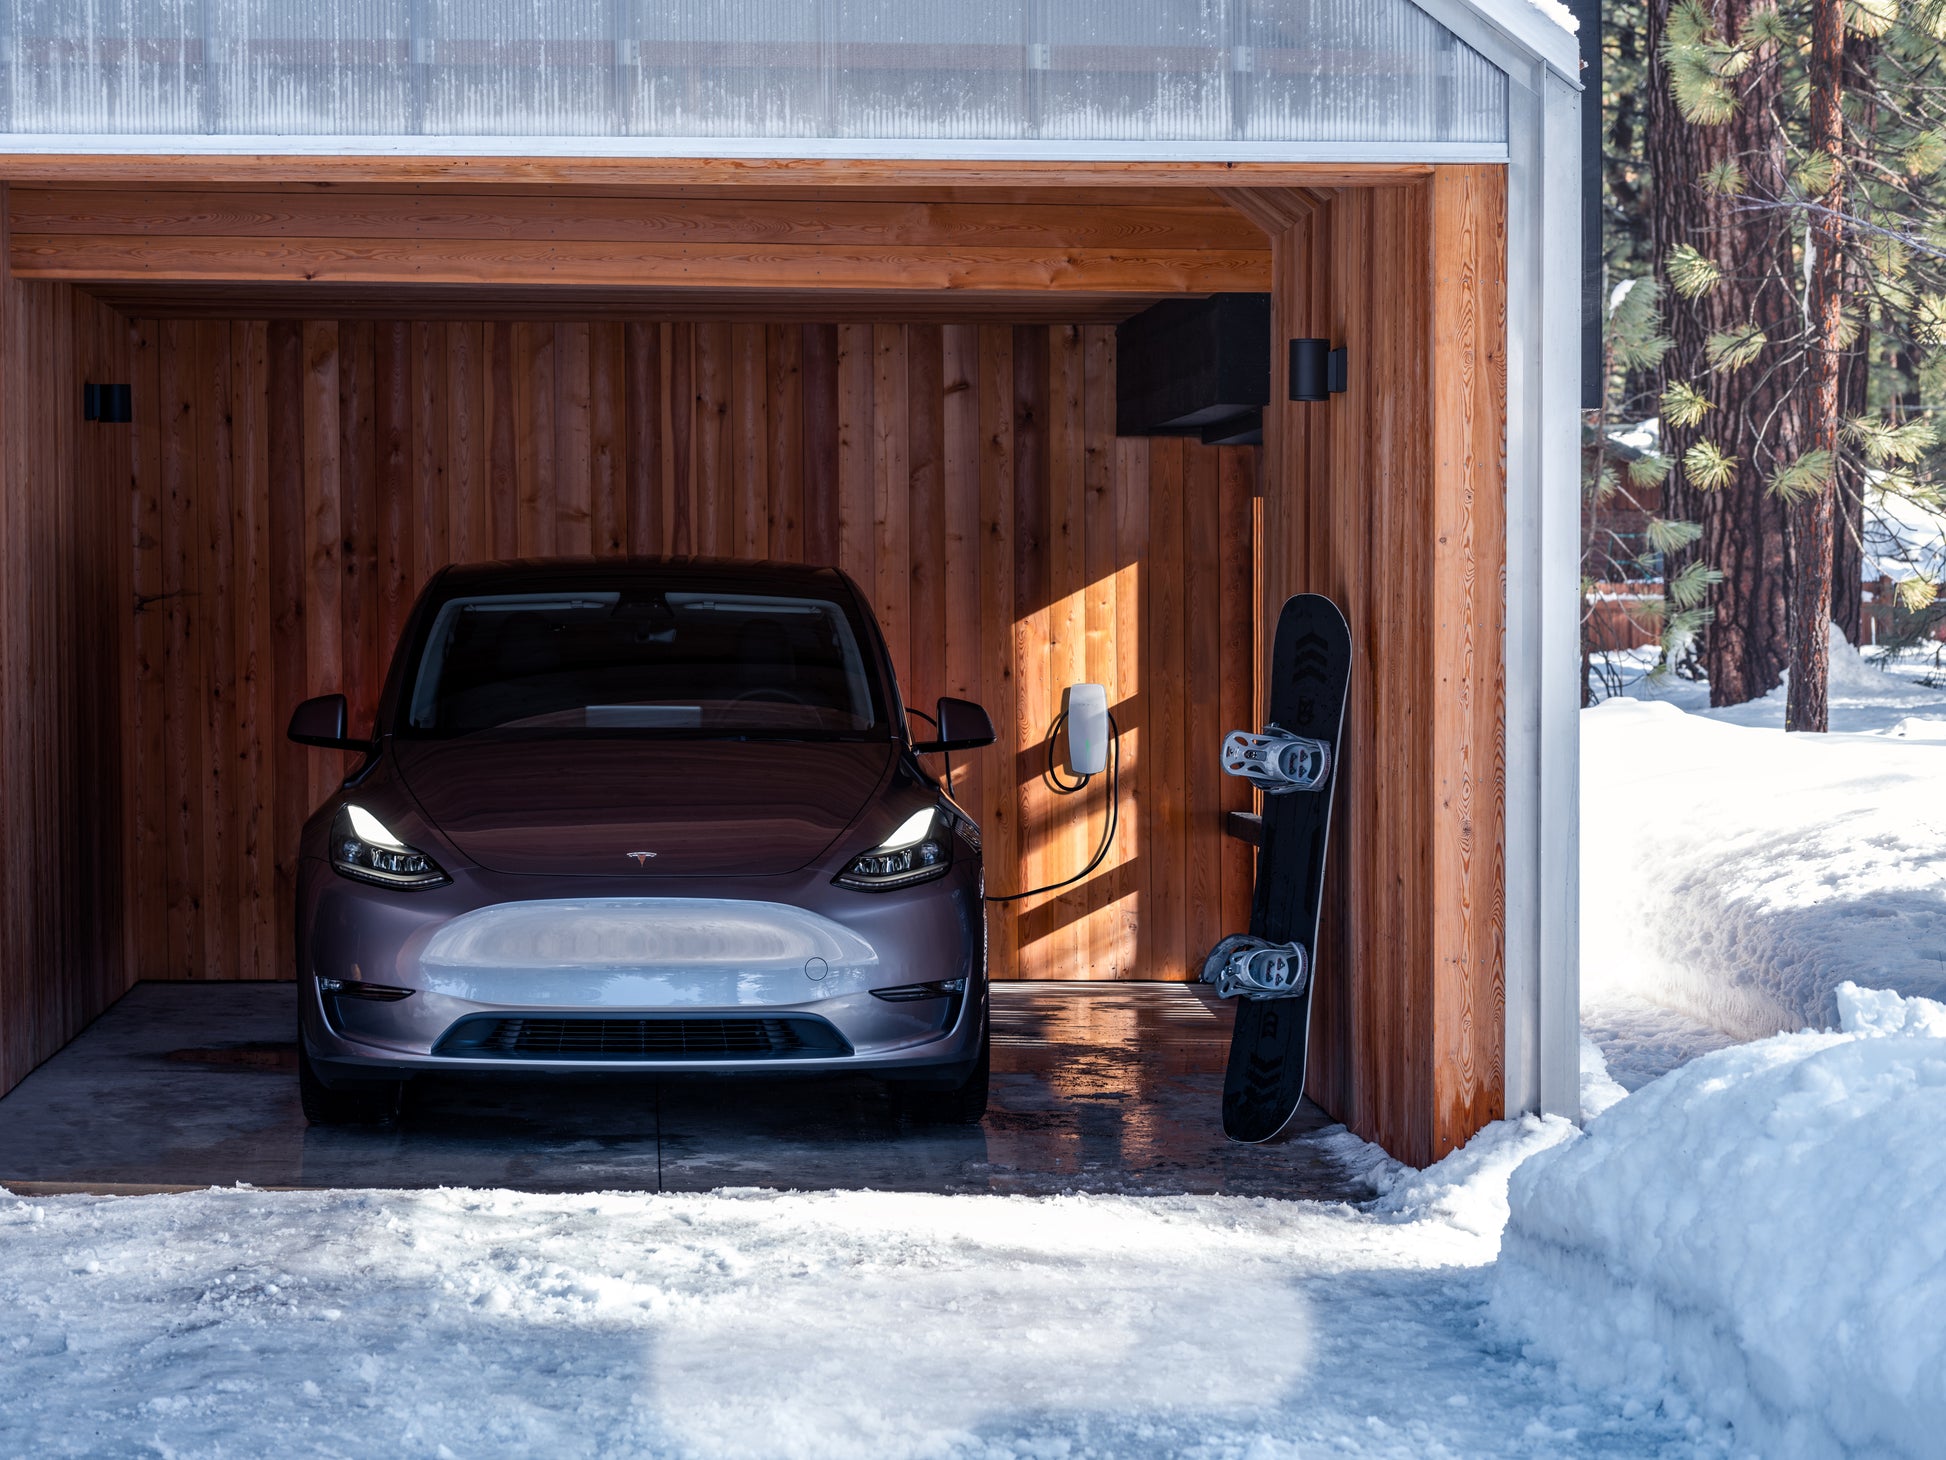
{"left": 909, "top": 704, "right": 1123, "bottom": 902}
{"left": 986, "top": 710, "right": 1121, "bottom": 903}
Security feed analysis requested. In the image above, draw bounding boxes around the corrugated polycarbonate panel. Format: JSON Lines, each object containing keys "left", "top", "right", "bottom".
{"left": 831, "top": 0, "right": 1027, "bottom": 141}
{"left": 7, "top": 0, "right": 206, "bottom": 133}
{"left": 1042, "top": 0, "right": 1229, "bottom": 142}
{"left": 1, "top": 0, "right": 1508, "bottom": 144}
{"left": 630, "top": 0, "right": 822, "bottom": 139}
{"left": 210, "top": 0, "right": 412, "bottom": 135}
{"left": 1244, "top": 0, "right": 1507, "bottom": 143}
{"left": 419, "top": 0, "right": 613, "bottom": 136}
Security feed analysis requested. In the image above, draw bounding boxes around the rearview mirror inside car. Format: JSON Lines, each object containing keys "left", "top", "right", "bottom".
{"left": 914, "top": 696, "right": 997, "bottom": 754}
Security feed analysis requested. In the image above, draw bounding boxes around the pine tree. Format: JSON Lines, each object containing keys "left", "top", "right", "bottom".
{"left": 1649, "top": 0, "right": 1801, "bottom": 706}
{"left": 1783, "top": 0, "right": 1847, "bottom": 731}
{"left": 1583, "top": 276, "right": 1719, "bottom": 702}
{"left": 1651, "top": 0, "right": 1946, "bottom": 722}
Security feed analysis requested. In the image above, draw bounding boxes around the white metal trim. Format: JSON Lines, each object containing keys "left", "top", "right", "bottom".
{"left": 1498, "top": 55, "right": 1581, "bottom": 1123}
{"left": 1499, "top": 61, "right": 1542, "bottom": 1121}
{"left": 1534, "top": 67, "right": 1583, "bottom": 1122}
{"left": 1416, "top": 0, "right": 1580, "bottom": 85}
{"left": 0, "top": 134, "right": 1511, "bottom": 163}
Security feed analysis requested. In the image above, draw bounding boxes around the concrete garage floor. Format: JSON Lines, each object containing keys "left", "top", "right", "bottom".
{"left": 0, "top": 982, "right": 1374, "bottom": 1200}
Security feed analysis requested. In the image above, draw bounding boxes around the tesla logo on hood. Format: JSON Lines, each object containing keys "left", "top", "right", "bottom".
{"left": 626, "top": 851, "right": 657, "bottom": 865}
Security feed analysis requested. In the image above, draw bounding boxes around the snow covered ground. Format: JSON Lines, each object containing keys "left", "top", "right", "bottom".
{"left": 8, "top": 997, "right": 1938, "bottom": 1458}
{"left": 1583, "top": 627, "right": 1946, "bottom": 1070}
{"left": 1, "top": 1133, "right": 1711, "bottom": 1460}
{"left": 1498, "top": 985, "right": 1946, "bottom": 1460}
{"left": 1535, "top": 631, "right": 1946, "bottom": 1457}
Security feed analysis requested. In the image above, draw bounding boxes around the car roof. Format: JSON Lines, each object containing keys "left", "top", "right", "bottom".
{"left": 427, "top": 556, "right": 859, "bottom": 599}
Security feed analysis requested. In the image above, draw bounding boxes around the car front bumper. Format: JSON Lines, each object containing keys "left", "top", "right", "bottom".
{"left": 298, "top": 867, "right": 987, "bottom": 1085}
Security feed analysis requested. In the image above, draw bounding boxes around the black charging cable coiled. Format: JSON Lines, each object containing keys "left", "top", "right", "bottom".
{"left": 908, "top": 705, "right": 1122, "bottom": 902}
{"left": 986, "top": 709, "right": 1120, "bottom": 903}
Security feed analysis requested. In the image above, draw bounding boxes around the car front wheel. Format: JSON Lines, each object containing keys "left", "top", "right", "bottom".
{"left": 889, "top": 1012, "right": 990, "bottom": 1126}
{"left": 297, "top": 1040, "right": 404, "bottom": 1126}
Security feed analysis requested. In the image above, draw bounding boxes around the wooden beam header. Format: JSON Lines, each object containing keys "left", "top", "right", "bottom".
{"left": 6, "top": 182, "right": 1273, "bottom": 300}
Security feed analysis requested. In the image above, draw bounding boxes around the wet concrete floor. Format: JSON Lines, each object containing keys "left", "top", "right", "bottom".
{"left": 0, "top": 982, "right": 1374, "bottom": 1200}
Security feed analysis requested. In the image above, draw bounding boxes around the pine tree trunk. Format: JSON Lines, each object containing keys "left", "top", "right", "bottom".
{"left": 1831, "top": 334, "right": 1868, "bottom": 646}
{"left": 1786, "top": 0, "right": 1847, "bottom": 733}
{"left": 1648, "top": 0, "right": 1797, "bottom": 706}
{"left": 1830, "top": 38, "right": 1876, "bottom": 648}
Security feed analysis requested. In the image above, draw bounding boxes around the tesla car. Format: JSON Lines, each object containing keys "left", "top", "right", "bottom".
{"left": 287, "top": 558, "right": 996, "bottom": 1127}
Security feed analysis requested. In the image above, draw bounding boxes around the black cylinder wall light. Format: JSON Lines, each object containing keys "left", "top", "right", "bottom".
{"left": 1288, "top": 340, "right": 1348, "bottom": 402}
{"left": 84, "top": 383, "right": 132, "bottom": 424}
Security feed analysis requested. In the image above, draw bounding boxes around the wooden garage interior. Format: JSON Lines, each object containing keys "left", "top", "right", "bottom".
{"left": 0, "top": 161, "right": 1504, "bottom": 1165}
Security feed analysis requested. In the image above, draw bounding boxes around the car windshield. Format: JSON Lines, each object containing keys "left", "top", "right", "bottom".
{"left": 402, "top": 588, "right": 881, "bottom": 738}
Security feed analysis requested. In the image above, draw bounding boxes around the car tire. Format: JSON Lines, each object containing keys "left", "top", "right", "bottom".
{"left": 298, "top": 1040, "right": 404, "bottom": 1127}
{"left": 890, "top": 1011, "right": 990, "bottom": 1126}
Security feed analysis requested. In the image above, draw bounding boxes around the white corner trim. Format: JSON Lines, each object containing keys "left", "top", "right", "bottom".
{"left": 1421, "top": 0, "right": 1582, "bottom": 88}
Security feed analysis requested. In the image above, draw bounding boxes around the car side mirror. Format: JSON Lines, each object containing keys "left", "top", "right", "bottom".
{"left": 287, "top": 693, "right": 368, "bottom": 752}
{"left": 914, "top": 696, "right": 996, "bottom": 754}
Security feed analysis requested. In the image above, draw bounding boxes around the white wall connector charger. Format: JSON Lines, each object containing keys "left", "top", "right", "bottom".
{"left": 1061, "top": 683, "right": 1110, "bottom": 777}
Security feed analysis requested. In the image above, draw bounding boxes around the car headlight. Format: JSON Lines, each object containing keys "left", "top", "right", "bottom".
{"left": 330, "top": 804, "right": 450, "bottom": 889}
{"left": 834, "top": 807, "right": 954, "bottom": 892}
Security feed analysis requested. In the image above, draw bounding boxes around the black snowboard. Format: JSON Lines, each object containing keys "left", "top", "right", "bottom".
{"left": 1221, "top": 593, "right": 1352, "bottom": 1144}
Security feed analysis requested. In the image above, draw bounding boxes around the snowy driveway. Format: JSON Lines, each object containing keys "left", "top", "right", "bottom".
{"left": 0, "top": 1138, "right": 1702, "bottom": 1460}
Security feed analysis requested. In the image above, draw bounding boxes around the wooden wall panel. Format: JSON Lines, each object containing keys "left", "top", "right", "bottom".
{"left": 1239, "top": 170, "right": 1509, "bottom": 1166}
{"left": 0, "top": 258, "right": 131, "bottom": 1095}
{"left": 121, "top": 316, "right": 1254, "bottom": 990}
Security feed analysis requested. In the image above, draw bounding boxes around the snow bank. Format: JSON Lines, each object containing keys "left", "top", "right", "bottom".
{"left": 1577, "top": 1035, "right": 1630, "bottom": 1116}
{"left": 1582, "top": 693, "right": 1946, "bottom": 1036}
{"left": 1368, "top": 1113, "right": 1579, "bottom": 1239}
{"left": 1581, "top": 995, "right": 1737, "bottom": 1091}
{"left": 1492, "top": 985, "right": 1946, "bottom": 1458}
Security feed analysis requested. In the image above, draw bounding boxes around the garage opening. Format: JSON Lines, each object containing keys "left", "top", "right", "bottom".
{"left": 0, "top": 150, "right": 1517, "bottom": 1175}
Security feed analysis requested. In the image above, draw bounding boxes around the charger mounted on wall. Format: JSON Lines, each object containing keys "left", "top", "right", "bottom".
{"left": 1061, "top": 683, "right": 1110, "bottom": 778}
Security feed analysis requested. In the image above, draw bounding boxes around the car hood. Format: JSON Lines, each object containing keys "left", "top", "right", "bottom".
{"left": 393, "top": 737, "right": 897, "bottom": 877}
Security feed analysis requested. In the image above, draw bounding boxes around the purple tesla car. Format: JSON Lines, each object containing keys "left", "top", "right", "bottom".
{"left": 287, "top": 559, "right": 996, "bottom": 1127}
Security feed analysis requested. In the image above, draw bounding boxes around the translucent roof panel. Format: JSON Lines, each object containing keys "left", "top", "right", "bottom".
{"left": 0, "top": 0, "right": 1508, "bottom": 145}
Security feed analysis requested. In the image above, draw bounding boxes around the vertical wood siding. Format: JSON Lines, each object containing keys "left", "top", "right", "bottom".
{"left": 0, "top": 268, "right": 132, "bottom": 1095}
{"left": 1242, "top": 174, "right": 1509, "bottom": 1166}
{"left": 120, "top": 317, "right": 1255, "bottom": 990}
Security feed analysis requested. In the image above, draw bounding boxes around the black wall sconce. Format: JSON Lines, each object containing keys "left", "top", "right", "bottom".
{"left": 1288, "top": 340, "right": 1348, "bottom": 402}
{"left": 84, "top": 383, "right": 132, "bottom": 424}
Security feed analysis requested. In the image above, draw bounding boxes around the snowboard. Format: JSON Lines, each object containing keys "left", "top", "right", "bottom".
{"left": 1218, "top": 593, "right": 1352, "bottom": 1144}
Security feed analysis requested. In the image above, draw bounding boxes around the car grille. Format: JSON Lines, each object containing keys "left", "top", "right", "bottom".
{"left": 433, "top": 1014, "right": 851, "bottom": 1061}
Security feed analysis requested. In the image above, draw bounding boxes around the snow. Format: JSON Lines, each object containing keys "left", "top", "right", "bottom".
{"left": 0, "top": 1148, "right": 1707, "bottom": 1459}
{"left": 1555, "top": 646, "right": 1946, "bottom": 1452}
{"left": 1578, "top": 1034, "right": 1633, "bottom": 1113}
{"left": 1582, "top": 631, "right": 1946, "bottom": 1038}
{"left": 1863, "top": 482, "right": 1946, "bottom": 585}
{"left": 1494, "top": 984, "right": 1946, "bottom": 1460}
{"left": 1580, "top": 997, "right": 1736, "bottom": 1092}
{"left": 1522, "top": 0, "right": 1580, "bottom": 32}
{"left": 1613, "top": 621, "right": 1946, "bottom": 730}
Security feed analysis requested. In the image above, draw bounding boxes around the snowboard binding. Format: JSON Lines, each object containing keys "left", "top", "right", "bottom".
{"left": 1221, "top": 725, "right": 1332, "bottom": 795}
{"left": 1200, "top": 933, "right": 1311, "bottom": 1001}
